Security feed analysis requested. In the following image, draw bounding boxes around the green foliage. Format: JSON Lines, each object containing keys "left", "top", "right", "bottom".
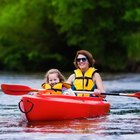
{"left": 123, "top": 33, "right": 140, "bottom": 61}
{"left": 0, "top": 0, "right": 140, "bottom": 72}
{"left": 0, "top": 0, "right": 48, "bottom": 40}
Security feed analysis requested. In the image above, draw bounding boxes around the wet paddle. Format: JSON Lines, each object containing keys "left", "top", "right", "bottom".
{"left": 1, "top": 84, "right": 43, "bottom": 95}
{"left": 1, "top": 83, "right": 71, "bottom": 96}
{"left": 1, "top": 84, "right": 140, "bottom": 100}
{"left": 74, "top": 91, "right": 140, "bottom": 100}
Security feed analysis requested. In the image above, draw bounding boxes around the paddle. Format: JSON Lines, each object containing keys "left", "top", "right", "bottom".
{"left": 1, "top": 84, "right": 44, "bottom": 95}
{"left": 74, "top": 91, "right": 140, "bottom": 99}
{"left": 1, "top": 84, "right": 140, "bottom": 100}
{"left": 0, "top": 83, "right": 71, "bottom": 96}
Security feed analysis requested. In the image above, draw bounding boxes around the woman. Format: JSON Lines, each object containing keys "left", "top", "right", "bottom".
{"left": 67, "top": 50, "right": 105, "bottom": 97}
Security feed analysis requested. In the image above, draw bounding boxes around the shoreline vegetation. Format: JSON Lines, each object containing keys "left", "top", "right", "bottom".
{"left": 0, "top": 1, "right": 140, "bottom": 73}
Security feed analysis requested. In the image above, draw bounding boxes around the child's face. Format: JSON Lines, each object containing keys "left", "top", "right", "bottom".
{"left": 48, "top": 73, "right": 60, "bottom": 86}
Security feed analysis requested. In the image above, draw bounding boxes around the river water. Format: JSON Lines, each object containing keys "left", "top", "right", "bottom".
{"left": 0, "top": 72, "right": 140, "bottom": 140}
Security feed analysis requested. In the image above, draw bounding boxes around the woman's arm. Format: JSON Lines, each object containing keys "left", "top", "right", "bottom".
{"left": 66, "top": 74, "right": 75, "bottom": 84}
{"left": 93, "top": 72, "right": 106, "bottom": 98}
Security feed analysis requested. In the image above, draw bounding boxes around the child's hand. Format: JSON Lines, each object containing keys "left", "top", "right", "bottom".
{"left": 63, "top": 89, "right": 75, "bottom": 96}
{"left": 29, "top": 92, "right": 38, "bottom": 96}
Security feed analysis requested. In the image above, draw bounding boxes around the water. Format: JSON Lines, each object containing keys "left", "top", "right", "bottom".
{"left": 0, "top": 72, "right": 140, "bottom": 140}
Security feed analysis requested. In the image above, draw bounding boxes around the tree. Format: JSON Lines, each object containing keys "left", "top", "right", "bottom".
{"left": 0, "top": 0, "right": 140, "bottom": 72}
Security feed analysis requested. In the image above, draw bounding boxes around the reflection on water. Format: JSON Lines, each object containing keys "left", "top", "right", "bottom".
{"left": 24, "top": 118, "right": 107, "bottom": 134}
{"left": 0, "top": 72, "right": 140, "bottom": 140}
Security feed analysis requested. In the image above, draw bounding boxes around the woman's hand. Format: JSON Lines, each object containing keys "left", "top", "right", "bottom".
{"left": 93, "top": 89, "right": 106, "bottom": 98}
{"left": 93, "top": 89, "right": 101, "bottom": 96}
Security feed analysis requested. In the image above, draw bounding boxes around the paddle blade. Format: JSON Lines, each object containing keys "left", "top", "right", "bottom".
{"left": 1, "top": 84, "right": 38, "bottom": 95}
{"left": 128, "top": 92, "right": 140, "bottom": 99}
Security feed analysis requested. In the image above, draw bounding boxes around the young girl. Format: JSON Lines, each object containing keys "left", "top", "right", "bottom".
{"left": 41, "top": 69, "right": 74, "bottom": 95}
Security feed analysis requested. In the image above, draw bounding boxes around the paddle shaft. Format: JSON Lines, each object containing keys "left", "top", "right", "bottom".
{"left": 73, "top": 90, "right": 139, "bottom": 98}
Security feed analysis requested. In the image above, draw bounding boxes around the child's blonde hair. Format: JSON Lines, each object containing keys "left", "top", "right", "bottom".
{"left": 45, "top": 69, "right": 65, "bottom": 83}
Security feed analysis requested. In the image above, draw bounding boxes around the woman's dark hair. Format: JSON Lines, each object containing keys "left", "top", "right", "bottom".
{"left": 73, "top": 50, "right": 95, "bottom": 68}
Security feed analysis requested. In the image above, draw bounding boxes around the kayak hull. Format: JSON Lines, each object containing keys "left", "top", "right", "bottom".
{"left": 19, "top": 94, "right": 110, "bottom": 122}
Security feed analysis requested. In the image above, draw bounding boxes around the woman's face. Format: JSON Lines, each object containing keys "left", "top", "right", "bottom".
{"left": 76, "top": 54, "right": 89, "bottom": 71}
{"left": 48, "top": 73, "right": 60, "bottom": 86}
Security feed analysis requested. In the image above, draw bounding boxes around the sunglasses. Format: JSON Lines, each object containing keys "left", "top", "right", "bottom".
{"left": 76, "top": 57, "right": 87, "bottom": 62}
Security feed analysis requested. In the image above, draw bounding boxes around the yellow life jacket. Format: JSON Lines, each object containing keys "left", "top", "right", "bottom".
{"left": 41, "top": 83, "right": 63, "bottom": 95}
{"left": 73, "top": 67, "right": 97, "bottom": 97}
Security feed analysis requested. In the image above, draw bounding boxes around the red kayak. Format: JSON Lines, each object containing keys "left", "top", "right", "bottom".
{"left": 18, "top": 93, "right": 110, "bottom": 122}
